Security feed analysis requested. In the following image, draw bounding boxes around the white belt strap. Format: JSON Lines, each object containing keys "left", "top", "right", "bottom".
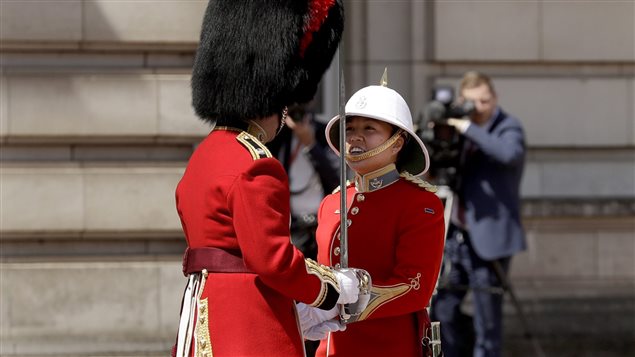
{"left": 176, "top": 274, "right": 201, "bottom": 357}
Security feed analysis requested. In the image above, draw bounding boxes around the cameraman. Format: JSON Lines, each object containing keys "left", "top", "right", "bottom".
{"left": 268, "top": 104, "right": 339, "bottom": 262}
{"left": 430, "top": 71, "right": 527, "bottom": 357}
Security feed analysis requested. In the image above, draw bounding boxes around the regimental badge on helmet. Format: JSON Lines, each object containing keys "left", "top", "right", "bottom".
{"left": 191, "top": 0, "right": 344, "bottom": 124}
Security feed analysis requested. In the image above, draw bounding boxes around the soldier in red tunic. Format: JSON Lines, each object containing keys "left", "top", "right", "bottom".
{"left": 172, "top": 1, "right": 370, "bottom": 356}
{"left": 314, "top": 80, "right": 446, "bottom": 356}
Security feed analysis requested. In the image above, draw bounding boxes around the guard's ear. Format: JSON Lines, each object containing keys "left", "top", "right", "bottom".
{"left": 392, "top": 133, "right": 406, "bottom": 154}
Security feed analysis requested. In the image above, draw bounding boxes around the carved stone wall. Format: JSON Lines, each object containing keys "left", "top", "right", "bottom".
{"left": 1, "top": 1, "right": 633, "bottom": 356}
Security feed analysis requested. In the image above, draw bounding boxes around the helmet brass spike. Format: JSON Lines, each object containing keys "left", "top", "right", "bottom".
{"left": 380, "top": 67, "right": 388, "bottom": 87}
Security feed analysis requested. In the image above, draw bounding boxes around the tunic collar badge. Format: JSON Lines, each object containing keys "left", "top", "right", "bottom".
{"left": 370, "top": 177, "right": 383, "bottom": 189}
{"left": 355, "top": 164, "right": 400, "bottom": 193}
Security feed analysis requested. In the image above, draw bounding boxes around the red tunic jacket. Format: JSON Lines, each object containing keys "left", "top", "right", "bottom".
{"left": 176, "top": 127, "right": 340, "bottom": 357}
{"left": 315, "top": 168, "right": 445, "bottom": 357}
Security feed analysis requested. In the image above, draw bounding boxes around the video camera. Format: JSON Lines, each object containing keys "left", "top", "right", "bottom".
{"left": 418, "top": 86, "right": 475, "bottom": 190}
{"left": 425, "top": 85, "right": 476, "bottom": 123}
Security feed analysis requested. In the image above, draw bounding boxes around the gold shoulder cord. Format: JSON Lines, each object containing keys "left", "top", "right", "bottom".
{"left": 400, "top": 171, "right": 438, "bottom": 193}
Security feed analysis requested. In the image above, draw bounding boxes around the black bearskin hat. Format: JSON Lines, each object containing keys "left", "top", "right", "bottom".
{"left": 191, "top": 0, "right": 344, "bottom": 123}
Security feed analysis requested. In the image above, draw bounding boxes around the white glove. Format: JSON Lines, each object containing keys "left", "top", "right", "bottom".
{"left": 296, "top": 302, "right": 339, "bottom": 332}
{"left": 334, "top": 269, "right": 360, "bottom": 305}
{"left": 303, "top": 320, "right": 346, "bottom": 341}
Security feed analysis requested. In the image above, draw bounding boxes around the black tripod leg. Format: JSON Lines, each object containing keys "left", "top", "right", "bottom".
{"left": 491, "top": 260, "right": 546, "bottom": 357}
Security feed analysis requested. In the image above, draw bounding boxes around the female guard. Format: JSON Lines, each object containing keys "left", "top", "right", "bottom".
{"left": 315, "top": 82, "right": 446, "bottom": 356}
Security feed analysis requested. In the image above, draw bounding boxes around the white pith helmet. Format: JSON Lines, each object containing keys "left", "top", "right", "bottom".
{"left": 326, "top": 83, "right": 430, "bottom": 176}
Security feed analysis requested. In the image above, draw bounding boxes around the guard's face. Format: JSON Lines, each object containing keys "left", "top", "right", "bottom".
{"left": 345, "top": 116, "right": 400, "bottom": 175}
{"left": 461, "top": 83, "right": 497, "bottom": 126}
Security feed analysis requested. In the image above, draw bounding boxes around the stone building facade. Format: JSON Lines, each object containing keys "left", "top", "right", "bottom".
{"left": 1, "top": 1, "right": 633, "bottom": 356}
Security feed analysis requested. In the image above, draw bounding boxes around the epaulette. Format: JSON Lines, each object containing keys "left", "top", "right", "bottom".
{"left": 331, "top": 180, "right": 352, "bottom": 194}
{"left": 400, "top": 171, "right": 438, "bottom": 193}
{"left": 236, "top": 131, "right": 272, "bottom": 160}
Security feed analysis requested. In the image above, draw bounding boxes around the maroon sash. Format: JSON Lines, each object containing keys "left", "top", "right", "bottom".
{"left": 181, "top": 247, "right": 252, "bottom": 276}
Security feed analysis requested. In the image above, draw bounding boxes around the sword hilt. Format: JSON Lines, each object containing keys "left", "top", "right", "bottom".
{"left": 338, "top": 268, "right": 372, "bottom": 324}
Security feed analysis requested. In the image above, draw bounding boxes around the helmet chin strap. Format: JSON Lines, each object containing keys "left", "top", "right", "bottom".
{"left": 345, "top": 130, "right": 403, "bottom": 162}
{"left": 276, "top": 106, "right": 288, "bottom": 136}
{"left": 246, "top": 106, "right": 288, "bottom": 143}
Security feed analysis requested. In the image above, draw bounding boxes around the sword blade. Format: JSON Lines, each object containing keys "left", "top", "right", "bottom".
{"left": 337, "top": 49, "right": 348, "bottom": 269}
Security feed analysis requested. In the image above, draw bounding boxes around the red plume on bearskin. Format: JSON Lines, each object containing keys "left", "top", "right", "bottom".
{"left": 191, "top": 0, "right": 344, "bottom": 123}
